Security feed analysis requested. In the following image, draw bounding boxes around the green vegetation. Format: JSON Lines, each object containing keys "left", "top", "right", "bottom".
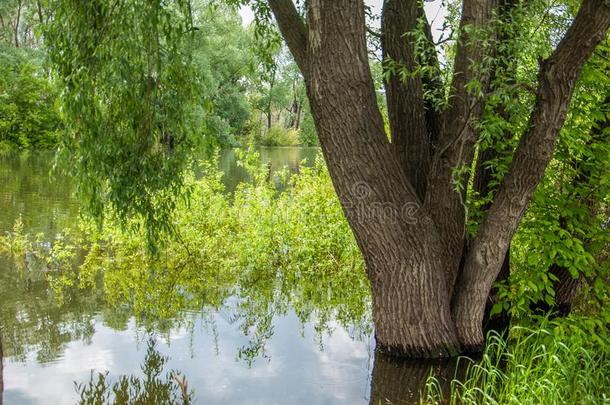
{"left": 0, "top": 46, "right": 61, "bottom": 150}
{"left": 1, "top": 151, "right": 608, "bottom": 402}
{"left": 1, "top": 0, "right": 610, "bottom": 402}
{"left": 424, "top": 319, "right": 610, "bottom": 404}
{"left": 0, "top": 1, "right": 317, "bottom": 152}
{"left": 0, "top": 152, "right": 371, "bottom": 362}
{"left": 251, "top": 123, "right": 300, "bottom": 146}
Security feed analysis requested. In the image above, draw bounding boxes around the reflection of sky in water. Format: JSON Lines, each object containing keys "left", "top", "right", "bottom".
{"left": 1, "top": 148, "right": 378, "bottom": 404}
{"left": 5, "top": 310, "right": 373, "bottom": 404}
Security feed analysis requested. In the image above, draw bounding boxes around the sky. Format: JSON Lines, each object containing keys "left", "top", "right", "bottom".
{"left": 239, "top": 1, "right": 448, "bottom": 43}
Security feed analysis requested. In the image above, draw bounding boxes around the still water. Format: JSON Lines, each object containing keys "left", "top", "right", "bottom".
{"left": 0, "top": 148, "right": 459, "bottom": 405}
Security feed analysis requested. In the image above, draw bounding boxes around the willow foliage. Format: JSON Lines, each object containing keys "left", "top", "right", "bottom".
{"left": 46, "top": 0, "right": 201, "bottom": 244}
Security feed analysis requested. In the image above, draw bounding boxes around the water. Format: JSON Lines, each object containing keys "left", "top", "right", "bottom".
{"left": 0, "top": 148, "right": 459, "bottom": 405}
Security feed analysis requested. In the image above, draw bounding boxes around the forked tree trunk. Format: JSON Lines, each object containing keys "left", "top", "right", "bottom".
{"left": 302, "top": 0, "right": 459, "bottom": 357}
{"left": 269, "top": 0, "right": 610, "bottom": 357}
{"left": 452, "top": 1, "right": 610, "bottom": 350}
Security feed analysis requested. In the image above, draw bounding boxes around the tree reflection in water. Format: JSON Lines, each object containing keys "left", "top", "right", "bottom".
{"left": 369, "top": 352, "right": 472, "bottom": 405}
{"left": 1, "top": 200, "right": 472, "bottom": 404}
{"left": 75, "top": 336, "right": 471, "bottom": 405}
{"left": 75, "top": 338, "right": 193, "bottom": 405}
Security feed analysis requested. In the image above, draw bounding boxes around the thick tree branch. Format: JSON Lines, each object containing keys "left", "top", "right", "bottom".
{"left": 471, "top": 0, "right": 519, "bottom": 334}
{"left": 268, "top": 0, "right": 308, "bottom": 74}
{"left": 453, "top": 0, "right": 610, "bottom": 350}
{"left": 382, "top": 0, "right": 430, "bottom": 200}
{"left": 418, "top": 6, "right": 443, "bottom": 154}
{"left": 424, "top": 0, "right": 499, "bottom": 293}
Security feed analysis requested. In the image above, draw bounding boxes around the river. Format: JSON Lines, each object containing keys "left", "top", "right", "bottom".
{"left": 0, "top": 147, "right": 460, "bottom": 405}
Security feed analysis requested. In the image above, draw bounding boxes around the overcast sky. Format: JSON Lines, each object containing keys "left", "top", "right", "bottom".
{"left": 239, "top": 1, "right": 448, "bottom": 42}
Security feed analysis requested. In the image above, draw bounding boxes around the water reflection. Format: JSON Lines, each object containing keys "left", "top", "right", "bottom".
{"left": 1, "top": 333, "right": 4, "bottom": 405}
{"left": 218, "top": 147, "right": 319, "bottom": 192}
{"left": 370, "top": 353, "right": 470, "bottom": 405}
{"left": 76, "top": 338, "right": 193, "bottom": 404}
{"left": 0, "top": 148, "right": 468, "bottom": 404}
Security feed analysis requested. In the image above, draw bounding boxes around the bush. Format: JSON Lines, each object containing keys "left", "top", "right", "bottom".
{"left": 1, "top": 152, "right": 371, "bottom": 337}
{"left": 253, "top": 124, "right": 301, "bottom": 146}
{"left": 298, "top": 112, "right": 319, "bottom": 146}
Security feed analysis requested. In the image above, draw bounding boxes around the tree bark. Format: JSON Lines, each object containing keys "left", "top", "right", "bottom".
{"left": 424, "top": 0, "right": 499, "bottom": 295}
{"left": 304, "top": 0, "right": 459, "bottom": 357}
{"left": 530, "top": 264, "right": 583, "bottom": 317}
{"left": 266, "top": 65, "right": 276, "bottom": 131}
{"left": 453, "top": 0, "right": 610, "bottom": 351}
{"left": 270, "top": 0, "right": 610, "bottom": 357}
{"left": 473, "top": 0, "right": 519, "bottom": 337}
{"left": 382, "top": 0, "right": 430, "bottom": 200}
{"left": 14, "top": 0, "right": 22, "bottom": 48}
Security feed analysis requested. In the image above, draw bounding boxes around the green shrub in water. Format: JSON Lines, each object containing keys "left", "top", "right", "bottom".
{"left": 255, "top": 124, "right": 301, "bottom": 146}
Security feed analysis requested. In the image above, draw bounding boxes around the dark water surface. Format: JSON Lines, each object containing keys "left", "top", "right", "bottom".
{"left": 0, "top": 148, "right": 460, "bottom": 405}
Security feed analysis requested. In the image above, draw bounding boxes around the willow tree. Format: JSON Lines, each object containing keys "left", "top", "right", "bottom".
{"left": 264, "top": 0, "right": 610, "bottom": 357}
{"left": 47, "top": 0, "right": 610, "bottom": 359}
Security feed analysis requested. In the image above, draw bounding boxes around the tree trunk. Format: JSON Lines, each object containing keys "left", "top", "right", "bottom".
{"left": 36, "top": 0, "right": 44, "bottom": 25}
{"left": 269, "top": 0, "right": 610, "bottom": 357}
{"left": 303, "top": 0, "right": 460, "bottom": 357}
{"left": 14, "top": 0, "right": 22, "bottom": 48}
{"left": 530, "top": 264, "right": 583, "bottom": 317}
{"left": 266, "top": 66, "right": 276, "bottom": 131}
{"left": 294, "top": 101, "right": 302, "bottom": 129}
{"left": 382, "top": 0, "right": 430, "bottom": 200}
{"left": 471, "top": 0, "right": 519, "bottom": 337}
{"left": 474, "top": 140, "right": 512, "bottom": 337}
{"left": 453, "top": 0, "right": 610, "bottom": 350}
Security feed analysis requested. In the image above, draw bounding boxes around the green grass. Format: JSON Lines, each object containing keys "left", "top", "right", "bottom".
{"left": 424, "top": 318, "right": 610, "bottom": 404}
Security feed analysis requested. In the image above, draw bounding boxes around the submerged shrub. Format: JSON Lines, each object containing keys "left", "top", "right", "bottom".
{"left": 2, "top": 151, "right": 370, "bottom": 340}
{"left": 254, "top": 124, "right": 301, "bottom": 146}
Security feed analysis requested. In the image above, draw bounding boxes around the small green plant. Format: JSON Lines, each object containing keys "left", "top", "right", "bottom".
{"left": 0, "top": 215, "right": 30, "bottom": 259}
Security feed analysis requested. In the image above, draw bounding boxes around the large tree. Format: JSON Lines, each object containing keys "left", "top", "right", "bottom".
{"left": 266, "top": 0, "right": 610, "bottom": 357}
{"left": 46, "top": 0, "right": 610, "bottom": 359}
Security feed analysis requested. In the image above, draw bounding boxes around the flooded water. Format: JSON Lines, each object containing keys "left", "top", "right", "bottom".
{"left": 0, "top": 148, "right": 460, "bottom": 405}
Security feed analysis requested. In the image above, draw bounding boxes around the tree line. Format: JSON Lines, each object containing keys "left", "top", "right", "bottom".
{"left": 0, "top": 0, "right": 317, "bottom": 151}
